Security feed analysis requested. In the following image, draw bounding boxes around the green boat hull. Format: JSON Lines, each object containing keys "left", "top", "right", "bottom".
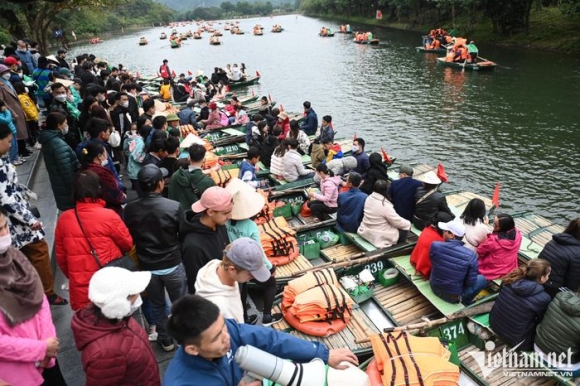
{"left": 228, "top": 75, "right": 260, "bottom": 89}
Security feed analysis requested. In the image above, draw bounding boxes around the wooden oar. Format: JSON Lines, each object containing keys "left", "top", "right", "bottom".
{"left": 354, "top": 301, "right": 495, "bottom": 344}
{"left": 477, "top": 56, "right": 511, "bottom": 69}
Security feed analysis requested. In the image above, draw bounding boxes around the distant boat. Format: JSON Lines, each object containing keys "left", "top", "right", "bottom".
{"left": 436, "top": 57, "right": 497, "bottom": 71}
{"left": 160, "top": 32, "right": 167, "bottom": 40}
{"left": 354, "top": 39, "right": 380, "bottom": 45}
{"left": 138, "top": 37, "right": 148, "bottom": 46}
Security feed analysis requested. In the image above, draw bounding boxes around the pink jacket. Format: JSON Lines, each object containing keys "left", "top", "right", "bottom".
{"left": 477, "top": 230, "right": 522, "bottom": 280}
{"left": 0, "top": 297, "right": 56, "bottom": 386}
{"left": 313, "top": 176, "right": 341, "bottom": 208}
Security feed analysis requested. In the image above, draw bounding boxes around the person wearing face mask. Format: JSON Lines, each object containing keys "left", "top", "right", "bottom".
{"left": 0, "top": 123, "right": 68, "bottom": 306}
{"left": 121, "top": 83, "right": 140, "bottom": 122}
{"left": 111, "top": 92, "right": 132, "bottom": 138}
{"left": 48, "top": 82, "right": 81, "bottom": 149}
{"left": 80, "top": 142, "right": 126, "bottom": 215}
{"left": 0, "top": 64, "right": 30, "bottom": 161}
{"left": 351, "top": 138, "right": 370, "bottom": 175}
{"left": 38, "top": 112, "right": 80, "bottom": 211}
{"left": 71, "top": 267, "right": 161, "bottom": 386}
{"left": 0, "top": 208, "right": 67, "bottom": 386}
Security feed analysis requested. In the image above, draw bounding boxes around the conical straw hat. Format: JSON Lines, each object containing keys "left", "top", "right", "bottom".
{"left": 225, "top": 178, "right": 265, "bottom": 220}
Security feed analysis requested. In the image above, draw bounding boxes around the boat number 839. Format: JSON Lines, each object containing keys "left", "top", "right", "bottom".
{"left": 364, "top": 261, "right": 384, "bottom": 274}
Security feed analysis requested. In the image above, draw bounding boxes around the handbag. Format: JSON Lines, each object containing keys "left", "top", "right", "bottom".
{"left": 108, "top": 129, "right": 121, "bottom": 148}
{"left": 74, "top": 208, "right": 136, "bottom": 271}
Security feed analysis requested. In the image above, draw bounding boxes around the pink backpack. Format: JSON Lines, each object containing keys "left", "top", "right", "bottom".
{"left": 219, "top": 111, "right": 229, "bottom": 126}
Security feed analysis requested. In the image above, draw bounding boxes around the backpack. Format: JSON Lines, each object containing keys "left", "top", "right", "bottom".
{"left": 159, "top": 65, "right": 169, "bottom": 79}
{"left": 219, "top": 111, "right": 229, "bottom": 127}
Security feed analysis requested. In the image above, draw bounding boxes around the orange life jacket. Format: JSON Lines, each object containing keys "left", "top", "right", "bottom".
{"left": 210, "top": 168, "right": 238, "bottom": 187}
{"left": 259, "top": 217, "right": 299, "bottom": 266}
{"left": 370, "top": 332, "right": 460, "bottom": 386}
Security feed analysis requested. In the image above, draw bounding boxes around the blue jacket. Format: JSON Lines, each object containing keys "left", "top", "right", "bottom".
{"left": 430, "top": 239, "right": 478, "bottom": 298}
{"left": 489, "top": 279, "right": 551, "bottom": 350}
{"left": 352, "top": 151, "right": 370, "bottom": 175}
{"left": 300, "top": 108, "right": 318, "bottom": 136}
{"left": 15, "top": 49, "right": 35, "bottom": 75}
{"left": 178, "top": 107, "right": 197, "bottom": 126}
{"left": 239, "top": 160, "right": 257, "bottom": 186}
{"left": 387, "top": 177, "right": 422, "bottom": 221}
{"left": 337, "top": 188, "right": 368, "bottom": 233}
{"left": 163, "top": 318, "right": 329, "bottom": 386}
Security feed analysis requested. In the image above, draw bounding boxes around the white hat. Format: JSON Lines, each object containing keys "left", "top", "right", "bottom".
{"left": 438, "top": 219, "right": 466, "bottom": 237}
{"left": 45, "top": 55, "right": 59, "bottom": 64}
{"left": 418, "top": 170, "right": 442, "bottom": 185}
{"left": 89, "top": 267, "right": 151, "bottom": 319}
{"left": 225, "top": 178, "right": 265, "bottom": 220}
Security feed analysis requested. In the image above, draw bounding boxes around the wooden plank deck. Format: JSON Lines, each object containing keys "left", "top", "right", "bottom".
{"left": 275, "top": 255, "right": 314, "bottom": 278}
{"left": 373, "top": 281, "right": 441, "bottom": 326}
{"left": 459, "top": 343, "right": 560, "bottom": 386}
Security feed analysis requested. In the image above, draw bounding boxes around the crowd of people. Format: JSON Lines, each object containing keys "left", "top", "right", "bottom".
{"left": 0, "top": 39, "right": 578, "bottom": 386}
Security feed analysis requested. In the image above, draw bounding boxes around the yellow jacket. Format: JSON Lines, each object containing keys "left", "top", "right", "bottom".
{"left": 18, "top": 93, "right": 39, "bottom": 122}
{"left": 159, "top": 84, "right": 172, "bottom": 101}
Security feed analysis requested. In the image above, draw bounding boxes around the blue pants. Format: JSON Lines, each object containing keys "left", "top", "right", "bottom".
{"left": 462, "top": 274, "right": 488, "bottom": 305}
{"left": 146, "top": 264, "right": 187, "bottom": 340}
{"left": 9, "top": 135, "right": 18, "bottom": 163}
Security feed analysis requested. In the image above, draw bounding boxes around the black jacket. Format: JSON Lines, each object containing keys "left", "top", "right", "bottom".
{"left": 260, "top": 135, "right": 279, "bottom": 168}
{"left": 539, "top": 233, "right": 580, "bottom": 297}
{"left": 124, "top": 192, "right": 184, "bottom": 271}
{"left": 360, "top": 153, "right": 389, "bottom": 195}
{"left": 489, "top": 279, "right": 551, "bottom": 350}
{"left": 180, "top": 211, "right": 229, "bottom": 294}
{"left": 412, "top": 187, "right": 453, "bottom": 230}
{"left": 126, "top": 95, "right": 139, "bottom": 123}
{"left": 110, "top": 105, "right": 132, "bottom": 136}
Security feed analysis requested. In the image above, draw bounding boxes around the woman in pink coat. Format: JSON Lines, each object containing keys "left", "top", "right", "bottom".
{"left": 0, "top": 209, "right": 63, "bottom": 386}
{"left": 477, "top": 213, "right": 522, "bottom": 280}
{"left": 307, "top": 164, "right": 341, "bottom": 221}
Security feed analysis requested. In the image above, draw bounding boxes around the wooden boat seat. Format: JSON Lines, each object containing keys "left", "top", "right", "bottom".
{"left": 343, "top": 232, "right": 377, "bottom": 252}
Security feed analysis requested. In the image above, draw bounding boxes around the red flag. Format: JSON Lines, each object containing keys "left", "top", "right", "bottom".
{"left": 380, "top": 148, "right": 392, "bottom": 164}
{"left": 188, "top": 70, "right": 193, "bottom": 75}
{"left": 171, "top": 70, "right": 177, "bottom": 78}
{"left": 437, "top": 163, "right": 448, "bottom": 183}
{"left": 256, "top": 70, "right": 261, "bottom": 77}
{"left": 353, "top": 132, "right": 357, "bottom": 140}
{"left": 225, "top": 84, "right": 230, "bottom": 92}
{"left": 135, "top": 71, "right": 141, "bottom": 78}
{"left": 251, "top": 88, "right": 255, "bottom": 97}
{"left": 492, "top": 182, "right": 500, "bottom": 208}
{"left": 280, "top": 104, "right": 284, "bottom": 112}
{"left": 268, "top": 94, "right": 272, "bottom": 103}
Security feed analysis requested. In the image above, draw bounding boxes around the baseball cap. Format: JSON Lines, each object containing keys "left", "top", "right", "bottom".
{"left": 192, "top": 186, "right": 233, "bottom": 213}
{"left": 438, "top": 219, "right": 466, "bottom": 238}
{"left": 89, "top": 267, "right": 151, "bottom": 319}
{"left": 225, "top": 238, "right": 270, "bottom": 282}
{"left": 3, "top": 56, "right": 19, "bottom": 66}
{"left": 137, "top": 164, "right": 168, "bottom": 185}
{"left": 399, "top": 164, "right": 414, "bottom": 176}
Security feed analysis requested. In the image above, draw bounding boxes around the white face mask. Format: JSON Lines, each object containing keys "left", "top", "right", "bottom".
{"left": 121, "top": 101, "right": 129, "bottom": 108}
{"left": 352, "top": 145, "right": 359, "bottom": 153}
{"left": 54, "top": 94, "right": 67, "bottom": 103}
{"left": 0, "top": 233, "right": 12, "bottom": 254}
{"left": 129, "top": 295, "right": 143, "bottom": 315}
{"left": 1, "top": 73, "right": 10, "bottom": 80}
{"left": 100, "top": 154, "right": 109, "bottom": 166}
{"left": 61, "top": 125, "right": 69, "bottom": 135}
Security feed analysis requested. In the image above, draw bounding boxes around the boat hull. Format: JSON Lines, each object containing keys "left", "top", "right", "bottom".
{"left": 416, "top": 46, "right": 446, "bottom": 54}
{"left": 227, "top": 76, "right": 260, "bottom": 89}
{"left": 436, "top": 57, "right": 497, "bottom": 71}
{"left": 354, "top": 39, "right": 380, "bottom": 45}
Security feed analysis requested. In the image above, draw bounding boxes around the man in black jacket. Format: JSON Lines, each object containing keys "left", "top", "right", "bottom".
{"left": 180, "top": 186, "right": 232, "bottom": 295}
{"left": 124, "top": 164, "right": 186, "bottom": 352}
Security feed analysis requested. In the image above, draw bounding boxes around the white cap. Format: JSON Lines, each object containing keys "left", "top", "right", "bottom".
{"left": 419, "top": 170, "right": 442, "bottom": 185}
{"left": 89, "top": 267, "right": 151, "bottom": 319}
{"left": 438, "top": 219, "right": 466, "bottom": 237}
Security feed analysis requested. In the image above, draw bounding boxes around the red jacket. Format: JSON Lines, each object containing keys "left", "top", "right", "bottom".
{"left": 410, "top": 226, "right": 444, "bottom": 279}
{"left": 71, "top": 305, "right": 160, "bottom": 386}
{"left": 55, "top": 200, "right": 133, "bottom": 310}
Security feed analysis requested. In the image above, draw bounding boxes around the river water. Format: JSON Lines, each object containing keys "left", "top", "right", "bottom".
{"left": 70, "top": 14, "right": 580, "bottom": 225}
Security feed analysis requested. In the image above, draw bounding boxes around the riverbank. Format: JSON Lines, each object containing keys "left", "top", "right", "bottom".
{"left": 312, "top": 6, "right": 580, "bottom": 54}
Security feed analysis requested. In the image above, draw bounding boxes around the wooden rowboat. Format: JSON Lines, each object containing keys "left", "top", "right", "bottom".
{"left": 354, "top": 39, "right": 380, "bottom": 45}
{"left": 436, "top": 57, "right": 497, "bottom": 71}
{"left": 227, "top": 75, "right": 260, "bottom": 89}
{"left": 416, "top": 46, "right": 447, "bottom": 54}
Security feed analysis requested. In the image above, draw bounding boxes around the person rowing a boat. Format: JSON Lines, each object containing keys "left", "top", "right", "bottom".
{"left": 467, "top": 41, "right": 479, "bottom": 63}
{"left": 163, "top": 295, "right": 358, "bottom": 386}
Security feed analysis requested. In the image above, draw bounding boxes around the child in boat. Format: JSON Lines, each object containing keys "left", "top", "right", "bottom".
{"left": 489, "top": 259, "right": 552, "bottom": 351}
{"left": 410, "top": 212, "right": 454, "bottom": 279}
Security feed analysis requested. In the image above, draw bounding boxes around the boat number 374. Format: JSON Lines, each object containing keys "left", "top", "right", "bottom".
{"left": 441, "top": 322, "right": 466, "bottom": 341}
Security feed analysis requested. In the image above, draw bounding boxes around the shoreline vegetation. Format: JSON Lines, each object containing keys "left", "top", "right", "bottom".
{"left": 309, "top": 6, "right": 580, "bottom": 55}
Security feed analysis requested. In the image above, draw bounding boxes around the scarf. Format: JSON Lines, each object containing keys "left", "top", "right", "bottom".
{"left": 0, "top": 247, "right": 43, "bottom": 327}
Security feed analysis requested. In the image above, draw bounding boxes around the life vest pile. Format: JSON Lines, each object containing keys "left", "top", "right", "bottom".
{"left": 368, "top": 332, "right": 459, "bottom": 385}
{"left": 282, "top": 269, "right": 353, "bottom": 337}
{"left": 253, "top": 190, "right": 287, "bottom": 225}
{"left": 210, "top": 168, "right": 239, "bottom": 187}
{"left": 259, "top": 216, "right": 299, "bottom": 266}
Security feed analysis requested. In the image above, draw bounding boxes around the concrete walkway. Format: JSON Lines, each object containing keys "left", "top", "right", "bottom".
{"left": 21, "top": 149, "right": 175, "bottom": 385}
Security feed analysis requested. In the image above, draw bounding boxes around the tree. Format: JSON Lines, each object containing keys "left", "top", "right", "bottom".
{"left": 221, "top": 1, "right": 235, "bottom": 15}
